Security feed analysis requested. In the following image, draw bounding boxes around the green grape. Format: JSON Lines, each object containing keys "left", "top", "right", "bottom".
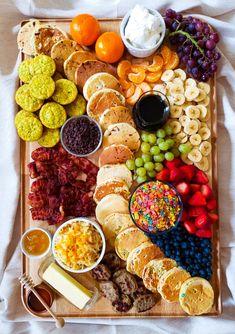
{"left": 136, "top": 167, "right": 147, "bottom": 177}
{"left": 147, "top": 170, "right": 156, "bottom": 178}
{"left": 163, "top": 124, "right": 173, "bottom": 136}
{"left": 141, "top": 132, "right": 149, "bottom": 142}
{"left": 165, "top": 138, "right": 175, "bottom": 148}
{"left": 144, "top": 161, "right": 155, "bottom": 171}
{"left": 142, "top": 153, "right": 152, "bottom": 163}
{"left": 157, "top": 138, "right": 164, "bottom": 145}
{"left": 135, "top": 157, "right": 144, "bottom": 167}
{"left": 153, "top": 153, "right": 165, "bottom": 162}
{"left": 156, "top": 129, "right": 166, "bottom": 138}
{"left": 136, "top": 175, "right": 148, "bottom": 184}
{"left": 159, "top": 141, "right": 170, "bottom": 151}
{"left": 155, "top": 162, "right": 163, "bottom": 172}
{"left": 150, "top": 145, "right": 160, "bottom": 155}
{"left": 165, "top": 152, "right": 174, "bottom": 161}
{"left": 171, "top": 147, "right": 180, "bottom": 157}
{"left": 126, "top": 159, "right": 135, "bottom": 170}
{"left": 179, "top": 143, "right": 192, "bottom": 154}
{"left": 141, "top": 142, "right": 151, "bottom": 153}
{"left": 148, "top": 133, "right": 157, "bottom": 144}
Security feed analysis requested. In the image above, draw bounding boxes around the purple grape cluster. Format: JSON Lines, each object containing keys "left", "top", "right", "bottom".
{"left": 164, "top": 8, "right": 221, "bottom": 82}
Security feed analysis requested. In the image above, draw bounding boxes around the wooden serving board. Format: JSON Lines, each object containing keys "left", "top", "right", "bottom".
{"left": 20, "top": 18, "right": 222, "bottom": 318}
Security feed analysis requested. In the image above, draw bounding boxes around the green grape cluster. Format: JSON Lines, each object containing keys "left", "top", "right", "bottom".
{"left": 126, "top": 125, "right": 182, "bottom": 184}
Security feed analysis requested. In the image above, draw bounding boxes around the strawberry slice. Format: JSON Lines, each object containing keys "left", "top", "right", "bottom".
{"left": 208, "top": 213, "right": 219, "bottom": 224}
{"left": 195, "top": 228, "right": 212, "bottom": 238}
{"left": 156, "top": 168, "right": 170, "bottom": 182}
{"left": 188, "top": 206, "right": 207, "bottom": 217}
{"left": 190, "top": 184, "right": 201, "bottom": 193}
{"left": 201, "top": 184, "right": 213, "bottom": 200}
{"left": 192, "top": 170, "right": 209, "bottom": 184}
{"left": 188, "top": 191, "right": 206, "bottom": 206}
{"left": 176, "top": 182, "right": 190, "bottom": 196}
{"left": 195, "top": 213, "right": 209, "bottom": 229}
{"left": 180, "top": 209, "right": 188, "bottom": 222}
{"left": 179, "top": 165, "right": 196, "bottom": 182}
{"left": 207, "top": 198, "right": 217, "bottom": 211}
{"left": 169, "top": 167, "right": 185, "bottom": 182}
{"left": 184, "top": 221, "right": 196, "bottom": 234}
{"left": 164, "top": 158, "right": 182, "bottom": 170}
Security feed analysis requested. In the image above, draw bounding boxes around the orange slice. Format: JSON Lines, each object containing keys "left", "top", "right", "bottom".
{"left": 132, "top": 59, "right": 149, "bottom": 69}
{"left": 160, "top": 46, "right": 172, "bottom": 65}
{"left": 147, "top": 55, "right": 164, "bottom": 72}
{"left": 119, "top": 78, "right": 132, "bottom": 90}
{"left": 117, "top": 60, "right": 132, "bottom": 79}
{"left": 127, "top": 86, "right": 142, "bottom": 106}
{"left": 137, "top": 82, "right": 151, "bottom": 93}
{"left": 164, "top": 51, "right": 180, "bottom": 70}
{"left": 124, "top": 83, "right": 135, "bottom": 98}
{"left": 128, "top": 65, "right": 146, "bottom": 84}
{"left": 145, "top": 71, "right": 162, "bottom": 83}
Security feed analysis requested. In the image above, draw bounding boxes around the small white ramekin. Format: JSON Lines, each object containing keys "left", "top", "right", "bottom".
{"left": 20, "top": 227, "right": 52, "bottom": 260}
{"left": 120, "top": 8, "right": 166, "bottom": 58}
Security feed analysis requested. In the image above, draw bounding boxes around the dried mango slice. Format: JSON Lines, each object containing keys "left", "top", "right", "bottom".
{"left": 145, "top": 71, "right": 162, "bottom": 83}
{"left": 147, "top": 55, "right": 164, "bottom": 72}
{"left": 127, "top": 86, "right": 142, "bottom": 106}
{"left": 117, "top": 60, "right": 132, "bottom": 79}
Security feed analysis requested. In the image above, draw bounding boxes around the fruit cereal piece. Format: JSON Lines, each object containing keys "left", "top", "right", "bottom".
{"left": 15, "top": 84, "right": 44, "bottom": 112}
{"left": 52, "top": 78, "right": 78, "bottom": 105}
{"left": 39, "top": 102, "right": 67, "bottom": 129}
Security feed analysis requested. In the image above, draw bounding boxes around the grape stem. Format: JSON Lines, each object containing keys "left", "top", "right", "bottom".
{"left": 169, "top": 30, "right": 204, "bottom": 54}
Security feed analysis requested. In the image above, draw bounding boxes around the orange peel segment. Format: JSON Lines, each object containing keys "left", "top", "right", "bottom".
{"left": 126, "top": 86, "right": 142, "bottom": 106}
{"left": 119, "top": 78, "right": 132, "bottom": 90}
{"left": 160, "top": 46, "right": 172, "bottom": 65}
{"left": 128, "top": 66, "right": 146, "bottom": 84}
{"left": 124, "top": 83, "right": 135, "bottom": 98}
{"left": 145, "top": 71, "right": 162, "bottom": 83}
{"left": 117, "top": 60, "right": 132, "bottom": 79}
{"left": 164, "top": 51, "right": 180, "bottom": 70}
{"left": 147, "top": 55, "right": 164, "bottom": 72}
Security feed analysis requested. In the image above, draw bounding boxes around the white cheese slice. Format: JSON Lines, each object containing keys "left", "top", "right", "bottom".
{"left": 42, "top": 263, "right": 92, "bottom": 309}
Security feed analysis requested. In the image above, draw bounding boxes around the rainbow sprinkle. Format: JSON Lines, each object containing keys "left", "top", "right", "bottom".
{"left": 130, "top": 180, "right": 182, "bottom": 234}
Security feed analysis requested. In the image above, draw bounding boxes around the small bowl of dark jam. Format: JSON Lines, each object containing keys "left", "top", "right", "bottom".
{"left": 61, "top": 115, "right": 102, "bottom": 157}
{"left": 133, "top": 90, "right": 170, "bottom": 131}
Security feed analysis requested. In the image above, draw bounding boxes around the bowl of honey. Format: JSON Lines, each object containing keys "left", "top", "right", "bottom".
{"left": 20, "top": 227, "right": 52, "bottom": 259}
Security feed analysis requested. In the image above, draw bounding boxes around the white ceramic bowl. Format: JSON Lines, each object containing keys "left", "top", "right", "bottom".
{"left": 52, "top": 218, "right": 106, "bottom": 273}
{"left": 20, "top": 227, "right": 52, "bottom": 260}
{"left": 120, "top": 8, "right": 166, "bottom": 58}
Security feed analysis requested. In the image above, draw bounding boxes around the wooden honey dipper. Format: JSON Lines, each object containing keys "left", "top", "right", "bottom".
{"left": 19, "top": 273, "right": 65, "bottom": 328}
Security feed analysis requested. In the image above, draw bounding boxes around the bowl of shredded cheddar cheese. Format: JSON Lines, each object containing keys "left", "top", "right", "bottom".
{"left": 52, "top": 218, "right": 106, "bottom": 273}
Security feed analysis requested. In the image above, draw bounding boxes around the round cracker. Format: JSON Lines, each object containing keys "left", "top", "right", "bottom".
{"left": 17, "top": 20, "right": 41, "bottom": 56}
{"left": 103, "top": 123, "right": 140, "bottom": 152}
{"left": 93, "top": 178, "right": 130, "bottom": 204}
{"left": 51, "top": 39, "right": 82, "bottom": 73}
{"left": 39, "top": 102, "right": 67, "bottom": 129}
{"left": 17, "top": 116, "right": 43, "bottom": 141}
{"left": 102, "top": 213, "right": 135, "bottom": 247}
{"left": 52, "top": 79, "right": 77, "bottom": 105}
{"left": 126, "top": 242, "right": 164, "bottom": 277}
{"left": 29, "top": 74, "right": 55, "bottom": 99}
{"left": 98, "top": 144, "right": 133, "bottom": 167}
{"left": 100, "top": 106, "right": 135, "bottom": 130}
{"left": 179, "top": 277, "right": 214, "bottom": 315}
{"left": 95, "top": 194, "right": 129, "bottom": 226}
{"left": 15, "top": 84, "right": 44, "bottom": 112}
{"left": 97, "top": 164, "right": 133, "bottom": 188}
{"left": 34, "top": 25, "right": 68, "bottom": 56}
{"left": 87, "top": 88, "right": 125, "bottom": 122}
{"left": 64, "top": 50, "right": 96, "bottom": 82}
{"left": 37, "top": 128, "right": 60, "bottom": 147}
{"left": 115, "top": 227, "right": 149, "bottom": 261}
{"left": 83, "top": 72, "right": 121, "bottom": 100}
{"left": 142, "top": 258, "right": 177, "bottom": 293}
{"left": 158, "top": 267, "right": 191, "bottom": 303}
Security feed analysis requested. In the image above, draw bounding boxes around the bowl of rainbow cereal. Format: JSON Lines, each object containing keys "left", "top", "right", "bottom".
{"left": 129, "top": 180, "right": 183, "bottom": 235}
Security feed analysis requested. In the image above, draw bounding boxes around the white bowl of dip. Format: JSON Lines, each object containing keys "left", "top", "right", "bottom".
{"left": 120, "top": 5, "right": 166, "bottom": 58}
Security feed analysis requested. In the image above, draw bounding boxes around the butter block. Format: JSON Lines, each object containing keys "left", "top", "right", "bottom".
{"left": 42, "top": 263, "right": 92, "bottom": 309}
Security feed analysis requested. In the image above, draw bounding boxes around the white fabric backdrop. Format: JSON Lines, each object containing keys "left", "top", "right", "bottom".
{"left": 0, "top": 0, "right": 235, "bottom": 333}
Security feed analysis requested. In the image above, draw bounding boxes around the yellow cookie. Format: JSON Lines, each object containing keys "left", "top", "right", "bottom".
{"left": 29, "top": 74, "right": 55, "bottom": 99}
{"left": 15, "top": 110, "right": 37, "bottom": 128}
{"left": 18, "top": 59, "right": 34, "bottom": 83}
{"left": 52, "top": 79, "right": 78, "bottom": 105}
{"left": 31, "top": 55, "right": 56, "bottom": 77}
{"left": 126, "top": 242, "right": 164, "bottom": 277}
{"left": 65, "top": 94, "right": 86, "bottom": 117}
{"left": 15, "top": 84, "right": 44, "bottom": 112}
{"left": 179, "top": 277, "right": 214, "bottom": 315}
{"left": 39, "top": 102, "right": 67, "bottom": 129}
{"left": 115, "top": 227, "right": 149, "bottom": 261}
{"left": 158, "top": 267, "right": 191, "bottom": 303}
{"left": 142, "top": 258, "right": 177, "bottom": 293}
{"left": 38, "top": 128, "right": 60, "bottom": 147}
{"left": 17, "top": 117, "right": 43, "bottom": 141}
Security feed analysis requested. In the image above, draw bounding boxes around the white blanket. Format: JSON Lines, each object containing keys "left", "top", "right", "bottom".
{"left": 0, "top": 0, "right": 235, "bottom": 333}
